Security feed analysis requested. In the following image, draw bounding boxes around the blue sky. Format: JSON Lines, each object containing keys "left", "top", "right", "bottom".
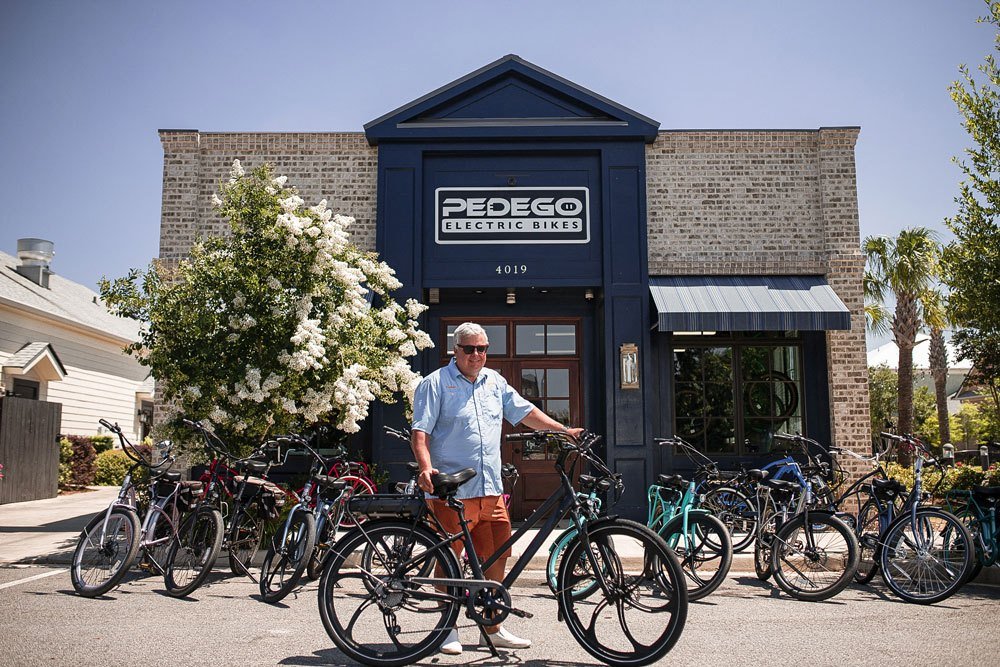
{"left": 0, "top": 0, "right": 994, "bottom": 332}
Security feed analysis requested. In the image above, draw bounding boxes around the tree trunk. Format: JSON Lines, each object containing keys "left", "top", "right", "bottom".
{"left": 893, "top": 293, "right": 919, "bottom": 464}
{"left": 929, "top": 327, "right": 951, "bottom": 447}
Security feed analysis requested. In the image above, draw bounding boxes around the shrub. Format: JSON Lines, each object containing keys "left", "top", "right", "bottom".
{"left": 985, "top": 464, "right": 1000, "bottom": 486}
{"left": 58, "top": 438, "right": 74, "bottom": 488}
{"left": 95, "top": 450, "right": 131, "bottom": 486}
{"left": 89, "top": 434, "right": 115, "bottom": 455}
{"left": 63, "top": 435, "right": 97, "bottom": 488}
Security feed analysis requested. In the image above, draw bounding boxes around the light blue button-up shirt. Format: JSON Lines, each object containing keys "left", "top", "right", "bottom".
{"left": 411, "top": 358, "right": 534, "bottom": 499}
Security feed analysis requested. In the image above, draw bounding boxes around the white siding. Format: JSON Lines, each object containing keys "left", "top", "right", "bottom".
{"left": 0, "top": 307, "right": 148, "bottom": 443}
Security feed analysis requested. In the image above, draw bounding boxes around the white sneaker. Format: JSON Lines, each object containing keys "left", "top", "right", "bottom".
{"left": 480, "top": 626, "right": 531, "bottom": 649}
{"left": 440, "top": 627, "right": 462, "bottom": 655}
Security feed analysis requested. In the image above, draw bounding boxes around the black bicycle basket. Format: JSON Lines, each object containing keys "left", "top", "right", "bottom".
{"left": 348, "top": 494, "right": 424, "bottom": 518}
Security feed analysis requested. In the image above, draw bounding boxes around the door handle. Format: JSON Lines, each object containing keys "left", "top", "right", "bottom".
{"left": 513, "top": 448, "right": 521, "bottom": 454}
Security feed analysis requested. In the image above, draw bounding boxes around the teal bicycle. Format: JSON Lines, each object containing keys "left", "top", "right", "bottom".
{"left": 945, "top": 484, "right": 1000, "bottom": 583}
{"left": 649, "top": 437, "right": 733, "bottom": 600}
{"left": 543, "top": 473, "right": 612, "bottom": 596}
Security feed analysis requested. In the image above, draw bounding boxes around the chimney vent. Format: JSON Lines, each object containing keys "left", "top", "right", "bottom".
{"left": 15, "top": 238, "right": 54, "bottom": 288}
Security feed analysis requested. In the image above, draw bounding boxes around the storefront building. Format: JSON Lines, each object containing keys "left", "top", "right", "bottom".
{"left": 158, "top": 55, "right": 870, "bottom": 519}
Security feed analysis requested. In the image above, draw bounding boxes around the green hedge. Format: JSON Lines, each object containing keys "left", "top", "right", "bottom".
{"left": 883, "top": 462, "right": 1000, "bottom": 499}
{"left": 94, "top": 450, "right": 132, "bottom": 486}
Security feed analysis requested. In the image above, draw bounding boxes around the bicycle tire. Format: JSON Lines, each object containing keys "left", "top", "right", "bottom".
{"left": 754, "top": 495, "right": 778, "bottom": 581}
{"left": 557, "top": 518, "right": 688, "bottom": 667}
{"left": 163, "top": 507, "right": 223, "bottom": 598}
{"left": 950, "top": 501, "right": 985, "bottom": 584}
{"left": 658, "top": 512, "right": 733, "bottom": 601}
{"left": 701, "top": 486, "right": 756, "bottom": 552}
{"left": 854, "top": 498, "right": 881, "bottom": 584}
{"left": 306, "top": 518, "right": 334, "bottom": 581}
{"left": 880, "top": 507, "right": 973, "bottom": 604}
{"left": 769, "top": 513, "right": 859, "bottom": 602}
{"left": 228, "top": 503, "right": 265, "bottom": 575}
{"left": 260, "top": 510, "right": 316, "bottom": 603}
{"left": 70, "top": 507, "right": 141, "bottom": 597}
{"left": 318, "top": 520, "right": 462, "bottom": 667}
{"left": 143, "top": 505, "right": 176, "bottom": 575}
{"left": 336, "top": 474, "right": 375, "bottom": 528}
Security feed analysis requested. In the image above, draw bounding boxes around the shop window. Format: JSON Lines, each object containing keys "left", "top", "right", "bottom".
{"left": 672, "top": 337, "right": 804, "bottom": 456}
{"left": 520, "top": 367, "right": 570, "bottom": 460}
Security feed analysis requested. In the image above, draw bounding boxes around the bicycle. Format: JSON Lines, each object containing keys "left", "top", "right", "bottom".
{"left": 71, "top": 419, "right": 217, "bottom": 597}
{"left": 317, "top": 430, "right": 688, "bottom": 667}
{"left": 260, "top": 427, "right": 378, "bottom": 602}
{"left": 165, "top": 419, "right": 285, "bottom": 596}
{"left": 748, "top": 433, "right": 860, "bottom": 601}
{"left": 945, "top": 484, "right": 1000, "bottom": 583}
{"left": 860, "top": 432, "right": 975, "bottom": 604}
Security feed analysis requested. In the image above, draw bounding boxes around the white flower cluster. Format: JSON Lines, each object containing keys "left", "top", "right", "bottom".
{"left": 233, "top": 366, "right": 284, "bottom": 404}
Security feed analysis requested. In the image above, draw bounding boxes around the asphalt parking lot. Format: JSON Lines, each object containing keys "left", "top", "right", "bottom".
{"left": 0, "top": 563, "right": 997, "bottom": 667}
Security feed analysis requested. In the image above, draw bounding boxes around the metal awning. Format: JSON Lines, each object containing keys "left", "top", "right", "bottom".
{"left": 650, "top": 276, "right": 851, "bottom": 332}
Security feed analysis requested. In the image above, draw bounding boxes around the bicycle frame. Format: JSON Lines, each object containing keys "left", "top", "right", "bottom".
{"left": 946, "top": 490, "right": 999, "bottom": 567}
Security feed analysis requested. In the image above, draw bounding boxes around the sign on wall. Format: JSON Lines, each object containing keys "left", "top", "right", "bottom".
{"left": 435, "top": 187, "right": 590, "bottom": 245}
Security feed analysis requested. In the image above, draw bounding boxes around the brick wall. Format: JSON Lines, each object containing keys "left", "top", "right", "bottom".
{"left": 646, "top": 127, "right": 871, "bottom": 457}
{"left": 158, "top": 131, "right": 378, "bottom": 259}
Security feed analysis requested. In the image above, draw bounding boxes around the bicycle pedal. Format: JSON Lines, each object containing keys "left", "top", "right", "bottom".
{"left": 508, "top": 607, "right": 533, "bottom": 619}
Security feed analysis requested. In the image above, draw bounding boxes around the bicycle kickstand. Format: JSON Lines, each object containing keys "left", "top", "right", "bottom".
{"left": 479, "top": 627, "right": 500, "bottom": 658}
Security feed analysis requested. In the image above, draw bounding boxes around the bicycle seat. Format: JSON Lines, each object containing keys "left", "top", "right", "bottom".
{"left": 579, "top": 474, "right": 614, "bottom": 492}
{"left": 762, "top": 478, "right": 800, "bottom": 495}
{"left": 872, "top": 478, "right": 906, "bottom": 499}
{"left": 314, "top": 475, "right": 348, "bottom": 493}
{"left": 235, "top": 460, "right": 269, "bottom": 475}
{"left": 656, "top": 474, "right": 687, "bottom": 489}
{"left": 747, "top": 469, "right": 769, "bottom": 482}
{"left": 430, "top": 468, "right": 477, "bottom": 497}
{"left": 161, "top": 471, "right": 182, "bottom": 483}
{"left": 972, "top": 485, "right": 1000, "bottom": 500}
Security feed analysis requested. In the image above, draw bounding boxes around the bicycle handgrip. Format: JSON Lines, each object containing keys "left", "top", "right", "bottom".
{"left": 504, "top": 433, "right": 533, "bottom": 442}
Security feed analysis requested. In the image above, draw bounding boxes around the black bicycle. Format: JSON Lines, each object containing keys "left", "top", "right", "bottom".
{"left": 317, "top": 430, "right": 688, "bottom": 667}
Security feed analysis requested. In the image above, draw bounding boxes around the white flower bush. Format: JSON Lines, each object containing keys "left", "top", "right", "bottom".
{"left": 101, "top": 161, "right": 432, "bottom": 448}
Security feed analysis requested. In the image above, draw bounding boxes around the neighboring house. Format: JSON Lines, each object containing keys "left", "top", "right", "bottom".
{"left": 0, "top": 239, "right": 150, "bottom": 442}
{"left": 866, "top": 338, "right": 974, "bottom": 414}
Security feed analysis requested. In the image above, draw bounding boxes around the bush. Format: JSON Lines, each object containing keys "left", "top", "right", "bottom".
{"left": 985, "top": 464, "right": 1000, "bottom": 486}
{"left": 62, "top": 436, "right": 97, "bottom": 488}
{"left": 90, "top": 434, "right": 115, "bottom": 455}
{"left": 95, "top": 450, "right": 132, "bottom": 486}
{"left": 884, "top": 461, "right": 989, "bottom": 499}
{"left": 58, "top": 438, "right": 74, "bottom": 488}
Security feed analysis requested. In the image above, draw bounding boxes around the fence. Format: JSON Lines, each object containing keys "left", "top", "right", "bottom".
{"left": 0, "top": 396, "right": 62, "bottom": 504}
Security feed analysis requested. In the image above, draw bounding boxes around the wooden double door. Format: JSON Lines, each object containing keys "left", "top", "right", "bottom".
{"left": 441, "top": 319, "right": 583, "bottom": 520}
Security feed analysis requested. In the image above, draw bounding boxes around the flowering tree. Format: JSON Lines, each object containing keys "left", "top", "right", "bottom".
{"left": 101, "top": 161, "right": 432, "bottom": 448}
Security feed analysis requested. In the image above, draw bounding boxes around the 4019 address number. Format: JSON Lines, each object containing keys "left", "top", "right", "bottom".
{"left": 495, "top": 264, "right": 528, "bottom": 275}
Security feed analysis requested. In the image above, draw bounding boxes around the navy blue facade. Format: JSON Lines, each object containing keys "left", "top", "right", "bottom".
{"left": 367, "top": 55, "right": 659, "bottom": 517}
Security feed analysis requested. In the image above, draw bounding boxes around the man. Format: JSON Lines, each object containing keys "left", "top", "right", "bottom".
{"left": 411, "top": 321, "right": 583, "bottom": 655}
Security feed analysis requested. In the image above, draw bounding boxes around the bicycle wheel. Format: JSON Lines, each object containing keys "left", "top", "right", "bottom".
{"left": 337, "top": 474, "right": 375, "bottom": 528}
{"left": 701, "top": 486, "right": 756, "bottom": 552}
{"left": 854, "top": 498, "right": 881, "bottom": 584}
{"left": 557, "top": 519, "right": 687, "bottom": 667}
{"left": 770, "top": 513, "right": 859, "bottom": 602}
{"left": 228, "top": 502, "right": 265, "bottom": 575}
{"left": 754, "top": 495, "right": 778, "bottom": 581}
{"left": 260, "top": 510, "right": 316, "bottom": 603}
{"left": 659, "top": 513, "right": 732, "bottom": 601}
{"left": 546, "top": 527, "right": 577, "bottom": 594}
{"left": 306, "top": 518, "right": 334, "bottom": 581}
{"left": 880, "top": 507, "right": 973, "bottom": 604}
{"left": 318, "top": 520, "right": 462, "bottom": 667}
{"left": 949, "top": 501, "right": 985, "bottom": 584}
{"left": 164, "top": 507, "right": 223, "bottom": 598}
{"left": 70, "top": 507, "right": 141, "bottom": 597}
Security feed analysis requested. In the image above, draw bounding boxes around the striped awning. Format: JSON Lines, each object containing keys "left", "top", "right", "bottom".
{"left": 650, "top": 276, "right": 851, "bottom": 332}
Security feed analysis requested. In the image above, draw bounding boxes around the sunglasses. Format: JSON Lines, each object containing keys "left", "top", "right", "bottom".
{"left": 458, "top": 344, "right": 489, "bottom": 355}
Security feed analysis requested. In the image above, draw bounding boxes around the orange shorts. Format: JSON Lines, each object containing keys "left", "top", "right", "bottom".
{"left": 427, "top": 495, "right": 513, "bottom": 564}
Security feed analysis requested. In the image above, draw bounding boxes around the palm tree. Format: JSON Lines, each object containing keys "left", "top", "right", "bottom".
{"left": 864, "top": 227, "right": 942, "bottom": 438}
{"left": 924, "top": 290, "right": 951, "bottom": 447}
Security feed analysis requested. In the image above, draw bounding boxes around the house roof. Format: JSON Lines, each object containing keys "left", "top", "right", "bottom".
{"left": 0, "top": 249, "right": 142, "bottom": 343}
{"left": 866, "top": 338, "right": 971, "bottom": 371}
{"left": 2, "top": 341, "right": 67, "bottom": 381}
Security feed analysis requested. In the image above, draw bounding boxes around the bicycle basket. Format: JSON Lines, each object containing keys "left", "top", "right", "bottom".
{"left": 348, "top": 494, "right": 424, "bottom": 518}
{"left": 176, "top": 481, "right": 204, "bottom": 511}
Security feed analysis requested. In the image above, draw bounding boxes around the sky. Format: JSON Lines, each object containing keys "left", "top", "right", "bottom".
{"left": 0, "top": 0, "right": 995, "bottom": 348}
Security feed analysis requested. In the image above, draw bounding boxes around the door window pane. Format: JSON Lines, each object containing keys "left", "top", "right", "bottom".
{"left": 516, "top": 325, "right": 545, "bottom": 355}
{"left": 520, "top": 369, "right": 544, "bottom": 398}
{"left": 544, "top": 399, "right": 570, "bottom": 424}
{"left": 547, "top": 369, "right": 569, "bottom": 397}
{"left": 546, "top": 325, "right": 576, "bottom": 354}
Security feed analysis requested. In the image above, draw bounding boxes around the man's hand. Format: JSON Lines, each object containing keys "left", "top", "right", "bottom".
{"left": 418, "top": 467, "right": 439, "bottom": 494}
{"left": 566, "top": 427, "right": 585, "bottom": 439}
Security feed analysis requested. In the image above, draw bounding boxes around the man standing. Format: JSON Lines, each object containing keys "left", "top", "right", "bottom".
{"left": 411, "top": 322, "right": 582, "bottom": 655}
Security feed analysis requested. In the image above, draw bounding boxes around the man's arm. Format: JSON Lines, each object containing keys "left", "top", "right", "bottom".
{"left": 519, "top": 407, "right": 584, "bottom": 439}
{"left": 411, "top": 429, "right": 438, "bottom": 493}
